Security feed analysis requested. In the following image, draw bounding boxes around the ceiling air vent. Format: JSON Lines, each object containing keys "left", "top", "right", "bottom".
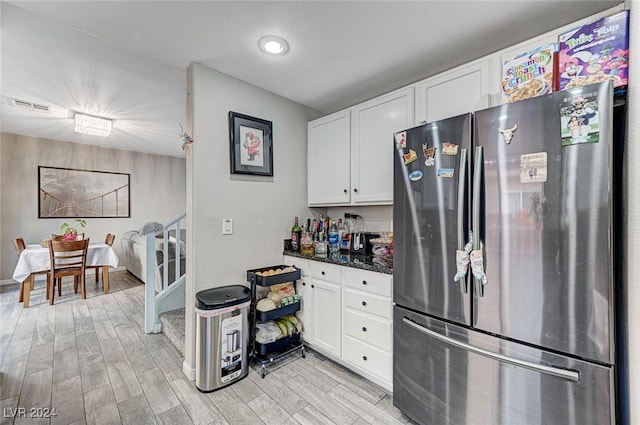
{"left": 10, "top": 98, "right": 52, "bottom": 113}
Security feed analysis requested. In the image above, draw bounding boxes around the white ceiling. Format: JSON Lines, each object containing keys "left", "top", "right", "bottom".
{"left": 1, "top": 1, "right": 621, "bottom": 158}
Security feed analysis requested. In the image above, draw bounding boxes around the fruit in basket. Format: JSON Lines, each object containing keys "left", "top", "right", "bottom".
{"left": 257, "top": 298, "right": 277, "bottom": 312}
{"left": 274, "top": 319, "right": 288, "bottom": 337}
{"left": 255, "top": 266, "right": 296, "bottom": 277}
{"left": 256, "top": 268, "right": 279, "bottom": 276}
{"left": 284, "top": 315, "right": 302, "bottom": 333}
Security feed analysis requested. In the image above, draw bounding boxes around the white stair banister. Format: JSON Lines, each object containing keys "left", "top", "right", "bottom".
{"left": 145, "top": 213, "right": 186, "bottom": 334}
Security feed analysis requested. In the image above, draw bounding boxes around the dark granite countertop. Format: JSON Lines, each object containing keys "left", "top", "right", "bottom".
{"left": 283, "top": 250, "right": 393, "bottom": 275}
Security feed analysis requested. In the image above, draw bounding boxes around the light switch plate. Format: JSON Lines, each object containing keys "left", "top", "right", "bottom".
{"left": 222, "top": 218, "right": 233, "bottom": 235}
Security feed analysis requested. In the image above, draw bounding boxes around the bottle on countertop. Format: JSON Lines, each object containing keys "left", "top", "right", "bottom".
{"left": 328, "top": 220, "right": 340, "bottom": 254}
{"left": 291, "top": 216, "right": 302, "bottom": 252}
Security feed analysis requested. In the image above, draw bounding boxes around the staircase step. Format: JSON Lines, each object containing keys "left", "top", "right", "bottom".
{"left": 159, "top": 308, "right": 185, "bottom": 358}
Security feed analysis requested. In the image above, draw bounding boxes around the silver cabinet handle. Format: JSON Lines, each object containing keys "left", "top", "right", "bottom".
{"left": 457, "top": 147, "right": 468, "bottom": 294}
{"left": 402, "top": 317, "right": 579, "bottom": 382}
{"left": 472, "top": 146, "right": 485, "bottom": 297}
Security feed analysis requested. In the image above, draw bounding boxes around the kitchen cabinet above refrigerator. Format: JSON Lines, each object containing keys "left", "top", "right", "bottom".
{"left": 307, "top": 88, "right": 414, "bottom": 206}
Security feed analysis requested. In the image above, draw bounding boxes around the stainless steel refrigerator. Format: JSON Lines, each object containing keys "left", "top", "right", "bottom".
{"left": 393, "top": 81, "right": 620, "bottom": 425}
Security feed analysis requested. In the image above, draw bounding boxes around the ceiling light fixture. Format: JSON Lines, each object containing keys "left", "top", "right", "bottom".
{"left": 73, "top": 113, "right": 112, "bottom": 137}
{"left": 258, "top": 35, "right": 289, "bottom": 56}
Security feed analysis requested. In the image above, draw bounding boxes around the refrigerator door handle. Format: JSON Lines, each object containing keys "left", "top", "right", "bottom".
{"left": 456, "top": 147, "right": 468, "bottom": 294}
{"left": 402, "top": 317, "right": 580, "bottom": 382}
{"left": 472, "top": 146, "right": 485, "bottom": 297}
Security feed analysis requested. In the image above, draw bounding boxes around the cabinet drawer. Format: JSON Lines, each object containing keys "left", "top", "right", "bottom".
{"left": 344, "top": 310, "right": 392, "bottom": 352}
{"left": 344, "top": 336, "right": 392, "bottom": 383}
{"left": 344, "top": 288, "right": 392, "bottom": 319}
{"left": 309, "top": 261, "right": 341, "bottom": 283}
{"left": 283, "top": 256, "right": 309, "bottom": 276}
{"left": 343, "top": 268, "right": 392, "bottom": 297}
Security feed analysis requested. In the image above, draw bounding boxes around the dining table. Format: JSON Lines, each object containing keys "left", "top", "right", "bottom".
{"left": 13, "top": 242, "right": 120, "bottom": 308}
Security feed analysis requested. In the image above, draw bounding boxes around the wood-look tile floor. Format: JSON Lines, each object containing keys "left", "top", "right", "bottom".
{"left": 0, "top": 271, "right": 416, "bottom": 425}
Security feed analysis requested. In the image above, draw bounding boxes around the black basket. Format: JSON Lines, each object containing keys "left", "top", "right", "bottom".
{"left": 256, "top": 301, "right": 301, "bottom": 322}
{"left": 254, "top": 333, "right": 301, "bottom": 356}
{"left": 246, "top": 265, "right": 301, "bottom": 286}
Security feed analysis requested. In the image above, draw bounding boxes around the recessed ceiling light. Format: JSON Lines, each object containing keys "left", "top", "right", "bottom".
{"left": 74, "top": 113, "right": 112, "bottom": 137}
{"left": 258, "top": 35, "right": 289, "bottom": 56}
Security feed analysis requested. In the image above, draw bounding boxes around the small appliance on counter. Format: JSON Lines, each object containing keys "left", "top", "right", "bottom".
{"left": 348, "top": 232, "right": 380, "bottom": 255}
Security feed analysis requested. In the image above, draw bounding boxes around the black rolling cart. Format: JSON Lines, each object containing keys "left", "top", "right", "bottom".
{"left": 246, "top": 265, "right": 305, "bottom": 378}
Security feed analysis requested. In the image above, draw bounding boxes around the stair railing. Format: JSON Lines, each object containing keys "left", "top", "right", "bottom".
{"left": 145, "top": 213, "right": 186, "bottom": 333}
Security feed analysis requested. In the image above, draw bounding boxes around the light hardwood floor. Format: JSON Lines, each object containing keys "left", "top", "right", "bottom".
{"left": 0, "top": 270, "right": 416, "bottom": 425}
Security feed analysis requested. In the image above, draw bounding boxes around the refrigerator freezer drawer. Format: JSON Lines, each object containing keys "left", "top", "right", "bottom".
{"left": 344, "top": 288, "right": 393, "bottom": 319}
{"left": 393, "top": 306, "right": 614, "bottom": 425}
{"left": 342, "top": 267, "right": 392, "bottom": 297}
{"left": 344, "top": 309, "right": 392, "bottom": 351}
{"left": 344, "top": 335, "right": 392, "bottom": 382}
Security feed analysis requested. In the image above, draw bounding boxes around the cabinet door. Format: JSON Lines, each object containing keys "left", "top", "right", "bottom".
{"left": 414, "top": 59, "right": 490, "bottom": 124}
{"left": 308, "top": 110, "right": 351, "bottom": 205}
{"left": 296, "top": 276, "right": 312, "bottom": 342}
{"left": 311, "top": 279, "right": 341, "bottom": 357}
{"left": 351, "top": 88, "right": 414, "bottom": 205}
{"left": 283, "top": 256, "right": 311, "bottom": 341}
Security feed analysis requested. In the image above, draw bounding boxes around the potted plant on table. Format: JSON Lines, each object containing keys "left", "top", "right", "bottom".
{"left": 59, "top": 219, "right": 87, "bottom": 241}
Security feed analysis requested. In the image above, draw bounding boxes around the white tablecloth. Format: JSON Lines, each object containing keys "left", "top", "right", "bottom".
{"left": 12, "top": 243, "right": 120, "bottom": 283}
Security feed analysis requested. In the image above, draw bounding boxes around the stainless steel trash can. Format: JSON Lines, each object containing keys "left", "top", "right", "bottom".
{"left": 195, "top": 285, "right": 251, "bottom": 392}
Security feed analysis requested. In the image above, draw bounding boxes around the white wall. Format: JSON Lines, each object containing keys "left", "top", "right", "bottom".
{"left": 0, "top": 133, "right": 186, "bottom": 280}
{"left": 326, "top": 205, "right": 393, "bottom": 233}
{"left": 183, "top": 63, "right": 321, "bottom": 374}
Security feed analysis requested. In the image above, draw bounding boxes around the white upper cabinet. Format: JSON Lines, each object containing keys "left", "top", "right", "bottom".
{"left": 414, "top": 59, "right": 491, "bottom": 124}
{"left": 351, "top": 87, "right": 414, "bottom": 205}
{"left": 308, "top": 110, "right": 351, "bottom": 205}
{"left": 308, "top": 88, "right": 413, "bottom": 206}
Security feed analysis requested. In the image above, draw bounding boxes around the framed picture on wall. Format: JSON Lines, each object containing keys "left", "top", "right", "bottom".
{"left": 229, "top": 111, "right": 273, "bottom": 176}
{"left": 38, "top": 166, "right": 130, "bottom": 218}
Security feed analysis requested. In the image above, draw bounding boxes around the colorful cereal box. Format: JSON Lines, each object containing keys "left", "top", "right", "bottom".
{"left": 558, "top": 10, "right": 629, "bottom": 91}
{"left": 501, "top": 43, "right": 556, "bottom": 103}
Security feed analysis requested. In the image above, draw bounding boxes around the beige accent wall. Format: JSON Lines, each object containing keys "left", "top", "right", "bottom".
{"left": 0, "top": 133, "right": 186, "bottom": 280}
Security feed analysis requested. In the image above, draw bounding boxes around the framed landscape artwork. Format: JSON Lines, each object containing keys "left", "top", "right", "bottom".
{"left": 229, "top": 111, "right": 273, "bottom": 176}
{"left": 38, "top": 166, "right": 130, "bottom": 218}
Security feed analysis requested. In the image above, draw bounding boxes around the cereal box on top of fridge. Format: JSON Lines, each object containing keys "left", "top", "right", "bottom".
{"left": 557, "top": 10, "right": 629, "bottom": 91}
{"left": 501, "top": 43, "right": 556, "bottom": 103}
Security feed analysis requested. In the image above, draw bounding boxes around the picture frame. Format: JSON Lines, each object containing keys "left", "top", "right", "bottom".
{"left": 229, "top": 111, "right": 273, "bottom": 176}
{"left": 38, "top": 166, "right": 131, "bottom": 218}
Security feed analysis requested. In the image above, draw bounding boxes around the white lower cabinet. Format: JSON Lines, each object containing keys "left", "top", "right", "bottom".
{"left": 342, "top": 268, "right": 393, "bottom": 387}
{"left": 344, "top": 309, "right": 392, "bottom": 352}
{"left": 284, "top": 256, "right": 342, "bottom": 358}
{"left": 283, "top": 256, "right": 311, "bottom": 342}
{"left": 343, "top": 336, "right": 393, "bottom": 384}
{"left": 284, "top": 255, "right": 393, "bottom": 390}
{"left": 310, "top": 278, "right": 341, "bottom": 357}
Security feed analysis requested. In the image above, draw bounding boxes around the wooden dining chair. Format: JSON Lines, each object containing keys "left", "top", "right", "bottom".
{"left": 51, "top": 233, "right": 85, "bottom": 241}
{"left": 14, "top": 237, "right": 52, "bottom": 303}
{"left": 88, "top": 233, "right": 115, "bottom": 284}
{"left": 47, "top": 239, "right": 90, "bottom": 305}
{"left": 14, "top": 237, "right": 32, "bottom": 302}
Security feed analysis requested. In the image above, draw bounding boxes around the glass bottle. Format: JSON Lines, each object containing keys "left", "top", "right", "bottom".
{"left": 291, "top": 216, "right": 302, "bottom": 252}
{"left": 328, "top": 220, "right": 340, "bottom": 254}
